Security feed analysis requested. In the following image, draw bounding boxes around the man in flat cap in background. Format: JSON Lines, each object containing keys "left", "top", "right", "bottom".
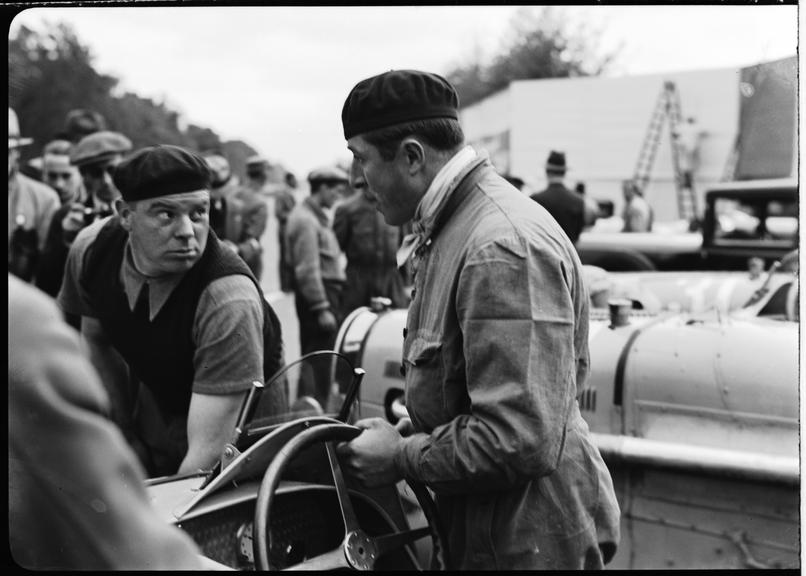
{"left": 337, "top": 70, "right": 620, "bottom": 570}
{"left": 284, "top": 165, "right": 349, "bottom": 408}
{"left": 276, "top": 170, "right": 299, "bottom": 292}
{"left": 235, "top": 155, "right": 270, "bottom": 280}
{"left": 35, "top": 130, "right": 132, "bottom": 302}
{"left": 334, "top": 158, "right": 410, "bottom": 317}
{"left": 8, "top": 107, "right": 60, "bottom": 283}
{"left": 530, "top": 150, "right": 587, "bottom": 246}
{"left": 204, "top": 152, "right": 266, "bottom": 280}
{"left": 58, "top": 144, "right": 286, "bottom": 478}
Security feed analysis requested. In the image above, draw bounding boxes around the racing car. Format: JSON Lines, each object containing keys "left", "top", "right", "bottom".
{"left": 334, "top": 253, "right": 799, "bottom": 569}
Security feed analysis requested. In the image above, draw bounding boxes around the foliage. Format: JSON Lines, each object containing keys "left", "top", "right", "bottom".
{"left": 8, "top": 21, "right": 258, "bottom": 176}
{"left": 445, "top": 7, "right": 619, "bottom": 107}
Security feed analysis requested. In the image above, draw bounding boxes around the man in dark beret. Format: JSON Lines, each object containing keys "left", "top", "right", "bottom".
{"left": 57, "top": 144, "right": 286, "bottom": 478}
{"left": 337, "top": 70, "right": 620, "bottom": 570}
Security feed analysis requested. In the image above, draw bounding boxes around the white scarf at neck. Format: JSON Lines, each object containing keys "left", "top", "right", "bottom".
{"left": 396, "top": 145, "right": 477, "bottom": 269}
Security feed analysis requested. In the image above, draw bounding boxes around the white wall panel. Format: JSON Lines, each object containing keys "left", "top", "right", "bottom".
{"left": 460, "top": 67, "right": 742, "bottom": 220}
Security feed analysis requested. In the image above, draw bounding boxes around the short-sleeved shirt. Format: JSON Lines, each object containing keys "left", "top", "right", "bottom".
{"left": 58, "top": 219, "right": 264, "bottom": 396}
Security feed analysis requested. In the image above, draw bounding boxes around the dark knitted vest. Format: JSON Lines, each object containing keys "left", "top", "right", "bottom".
{"left": 81, "top": 218, "right": 284, "bottom": 473}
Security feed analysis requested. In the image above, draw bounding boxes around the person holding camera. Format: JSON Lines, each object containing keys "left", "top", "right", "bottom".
{"left": 35, "top": 131, "right": 132, "bottom": 309}
{"left": 8, "top": 108, "right": 60, "bottom": 283}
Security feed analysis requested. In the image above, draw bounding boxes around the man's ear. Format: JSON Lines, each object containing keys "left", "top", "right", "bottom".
{"left": 116, "top": 198, "right": 132, "bottom": 230}
{"left": 400, "top": 138, "right": 425, "bottom": 175}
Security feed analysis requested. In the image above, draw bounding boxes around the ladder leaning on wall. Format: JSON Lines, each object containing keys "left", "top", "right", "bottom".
{"left": 633, "top": 81, "right": 699, "bottom": 225}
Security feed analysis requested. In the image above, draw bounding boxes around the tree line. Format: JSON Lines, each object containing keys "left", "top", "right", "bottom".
{"left": 445, "top": 7, "right": 618, "bottom": 107}
{"left": 9, "top": 21, "right": 261, "bottom": 180}
{"left": 9, "top": 8, "right": 617, "bottom": 177}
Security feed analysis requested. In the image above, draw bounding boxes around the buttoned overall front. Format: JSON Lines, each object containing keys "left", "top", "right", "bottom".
{"left": 395, "top": 157, "right": 620, "bottom": 569}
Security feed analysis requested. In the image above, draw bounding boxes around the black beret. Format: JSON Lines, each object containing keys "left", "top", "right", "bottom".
{"left": 342, "top": 69, "right": 459, "bottom": 140}
{"left": 113, "top": 145, "right": 213, "bottom": 202}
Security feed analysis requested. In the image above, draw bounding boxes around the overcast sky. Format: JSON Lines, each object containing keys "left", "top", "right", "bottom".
{"left": 10, "top": 5, "right": 799, "bottom": 179}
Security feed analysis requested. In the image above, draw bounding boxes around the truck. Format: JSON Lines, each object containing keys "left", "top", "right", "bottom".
{"left": 576, "top": 178, "right": 798, "bottom": 272}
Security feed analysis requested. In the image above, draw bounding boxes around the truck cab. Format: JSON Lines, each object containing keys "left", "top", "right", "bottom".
{"left": 577, "top": 178, "right": 798, "bottom": 272}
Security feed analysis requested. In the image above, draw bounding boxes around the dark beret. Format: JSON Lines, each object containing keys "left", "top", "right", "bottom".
{"left": 113, "top": 145, "right": 213, "bottom": 202}
{"left": 342, "top": 69, "right": 459, "bottom": 140}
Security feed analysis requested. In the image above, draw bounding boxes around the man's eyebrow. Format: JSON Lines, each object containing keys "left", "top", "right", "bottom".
{"left": 148, "top": 198, "right": 209, "bottom": 211}
{"left": 147, "top": 200, "right": 178, "bottom": 210}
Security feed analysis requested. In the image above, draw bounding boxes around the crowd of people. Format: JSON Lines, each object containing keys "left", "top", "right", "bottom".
{"left": 9, "top": 68, "right": 624, "bottom": 570}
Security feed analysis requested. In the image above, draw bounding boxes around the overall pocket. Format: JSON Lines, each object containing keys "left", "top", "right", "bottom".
{"left": 403, "top": 336, "right": 447, "bottom": 429}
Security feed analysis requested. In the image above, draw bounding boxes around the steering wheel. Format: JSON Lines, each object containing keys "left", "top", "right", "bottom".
{"left": 253, "top": 423, "right": 449, "bottom": 571}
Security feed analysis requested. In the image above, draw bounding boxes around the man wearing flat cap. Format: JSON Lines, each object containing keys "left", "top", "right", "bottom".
{"left": 58, "top": 144, "right": 286, "bottom": 478}
{"left": 530, "top": 150, "right": 587, "bottom": 245}
{"left": 284, "top": 164, "right": 348, "bottom": 408}
{"left": 8, "top": 107, "right": 60, "bottom": 282}
{"left": 203, "top": 153, "right": 267, "bottom": 280}
{"left": 337, "top": 70, "right": 620, "bottom": 570}
{"left": 35, "top": 130, "right": 132, "bottom": 302}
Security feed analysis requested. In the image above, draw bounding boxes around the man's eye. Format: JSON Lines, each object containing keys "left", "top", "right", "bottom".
{"left": 156, "top": 210, "right": 173, "bottom": 221}
{"left": 191, "top": 209, "right": 207, "bottom": 221}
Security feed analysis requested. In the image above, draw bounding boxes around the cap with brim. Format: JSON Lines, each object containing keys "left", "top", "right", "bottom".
{"left": 545, "top": 150, "right": 568, "bottom": 172}
{"left": 308, "top": 165, "right": 349, "bottom": 186}
{"left": 342, "top": 69, "right": 459, "bottom": 140}
{"left": 9, "top": 136, "right": 34, "bottom": 148}
{"left": 113, "top": 145, "right": 213, "bottom": 202}
{"left": 246, "top": 155, "right": 269, "bottom": 168}
{"left": 71, "top": 131, "right": 132, "bottom": 167}
{"left": 9, "top": 108, "right": 33, "bottom": 148}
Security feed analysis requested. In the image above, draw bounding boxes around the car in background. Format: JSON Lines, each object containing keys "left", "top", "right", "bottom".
{"left": 577, "top": 179, "right": 798, "bottom": 272}
{"left": 335, "top": 251, "right": 799, "bottom": 570}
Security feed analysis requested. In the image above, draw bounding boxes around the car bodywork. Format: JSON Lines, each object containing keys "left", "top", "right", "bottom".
{"left": 577, "top": 179, "right": 798, "bottom": 272}
{"left": 335, "top": 261, "right": 799, "bottom": 569}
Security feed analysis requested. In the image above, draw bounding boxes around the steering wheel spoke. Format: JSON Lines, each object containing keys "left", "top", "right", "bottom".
{"left": 373, "top": 526, "right": 431, "bottom": 556}
{"left": 282, "top": 545, "right": 350, "bottom": 571}
{"left": 325, "top": 441, "right": 361, "bottom": 533}
{"left": 254, "top": 423, "right": 449, "bottom": 570}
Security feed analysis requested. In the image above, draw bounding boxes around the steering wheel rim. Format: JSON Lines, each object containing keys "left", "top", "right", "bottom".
{"left": 253, "top": 423, "right": 449, "bottom": 571}
{"left": 785, "top": 280, "right": 799, "bottom": 322}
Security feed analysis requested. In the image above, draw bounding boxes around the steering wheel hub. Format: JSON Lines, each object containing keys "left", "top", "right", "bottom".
{"left": 344, "top": 530, "right": 378, "bottom": 570}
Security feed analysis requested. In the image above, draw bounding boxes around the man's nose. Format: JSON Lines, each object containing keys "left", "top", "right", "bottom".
{"left": 175, "top": 214, "right": 194, "bottom": 238}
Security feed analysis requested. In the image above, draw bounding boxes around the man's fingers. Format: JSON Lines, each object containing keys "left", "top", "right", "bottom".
{"left": 353, "top": 417, "right": 381, "bottom": 430}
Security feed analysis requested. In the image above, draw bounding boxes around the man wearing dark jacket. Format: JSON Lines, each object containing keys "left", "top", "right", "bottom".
{"left": 333, "top": 159, "right": 409, "bottom": 317}
{"left": 530, "top": 150, "right": 586, "bottom": 245}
